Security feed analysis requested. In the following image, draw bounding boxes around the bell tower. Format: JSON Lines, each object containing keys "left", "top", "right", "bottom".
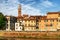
{"left": 18, "top": 4, "right": 21, "bottom": 17}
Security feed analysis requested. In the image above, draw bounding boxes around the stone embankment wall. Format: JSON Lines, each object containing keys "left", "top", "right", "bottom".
{"left": 0, "top": 31, "right": 60, "bottom": 38}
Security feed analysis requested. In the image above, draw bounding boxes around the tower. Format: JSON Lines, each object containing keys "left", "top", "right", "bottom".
{"left": 18, "top": 4, "right": 21, "bottom": 17}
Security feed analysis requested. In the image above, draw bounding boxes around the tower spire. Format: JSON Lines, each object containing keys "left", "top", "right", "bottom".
{"left": 18, "top": 4, "right": 21, "bottom": 17}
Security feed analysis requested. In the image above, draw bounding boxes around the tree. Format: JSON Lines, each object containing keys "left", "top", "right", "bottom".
{"left": 0, "top": 12, "right": 7, "bottom": 30}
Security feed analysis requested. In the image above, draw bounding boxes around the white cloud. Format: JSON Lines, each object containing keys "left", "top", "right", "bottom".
{"left": 21, "top": 0, "right": 33, "bottom": 2}
{"left": 22, "top": 4, "right": 41, "bottom": 15}
{"left": 40, "top": 0, "right": 54, "bottom": 7}
{"left": 0, "top": 0, "right": 56, "bottom": 16}
{"left": 0, "top": 0, "right": 41, "bottom": 16}
{"left": 0, "top": 0, "right": 19, "bottom": 16}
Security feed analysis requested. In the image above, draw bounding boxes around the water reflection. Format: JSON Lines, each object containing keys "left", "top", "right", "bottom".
{"left": 0, "top": 38, "right": 60, "bottom": 40}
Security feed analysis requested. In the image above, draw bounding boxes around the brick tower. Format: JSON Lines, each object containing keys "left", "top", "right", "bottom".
{"left": 18, "top": 4, "right": 21, "bottom": 17}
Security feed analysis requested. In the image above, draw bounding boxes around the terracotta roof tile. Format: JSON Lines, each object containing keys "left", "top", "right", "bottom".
{"left": 47, "top": 12, "right": 60, "bottom": 14}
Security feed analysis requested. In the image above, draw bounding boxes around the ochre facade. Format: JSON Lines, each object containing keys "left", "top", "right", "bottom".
{"left": 15, "top": 4, "right": 60, "bottom": 31}
{"left": 6, "top": 4, "right": 60, "bottom": 31}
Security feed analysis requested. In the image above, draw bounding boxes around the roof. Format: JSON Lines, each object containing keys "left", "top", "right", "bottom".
{"left": 16, "top": 14, "right": 58, "bottom": 20}
{"left": 39, "top": 18, "right": 58, "bottom": 20}
{"left": 23, "top": 14, "right": 29, "bottom": 17}
{"left": 47, "top": 12, "right": 60, "bottom": 14}
{"left": 16, "top": 16, "right": 23, "bottom": 19}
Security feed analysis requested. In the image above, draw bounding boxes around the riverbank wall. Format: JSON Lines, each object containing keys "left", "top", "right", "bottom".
{"left": 0, "top": 31, "right": 60, "bottom": 38}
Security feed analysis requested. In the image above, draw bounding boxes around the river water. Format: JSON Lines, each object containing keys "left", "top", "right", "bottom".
{"left": 0, "top": 38, "right": 60, "bottom": 40}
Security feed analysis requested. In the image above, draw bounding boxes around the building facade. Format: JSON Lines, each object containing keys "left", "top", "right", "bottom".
{"left": 6, "top": 16, "right": 17, "bottom": 31}
{"left": 5, "top": 4, "right": 60, "bottom": 31}
{"left": 15, "top": 4, "right": 60, "bottom": 31}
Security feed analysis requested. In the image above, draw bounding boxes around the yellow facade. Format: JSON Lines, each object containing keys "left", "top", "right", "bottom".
{"left": 47, "top": 12, "right": 59, "bottom": 18}
{"left": 17, "top": 4, "right": 60, "bottom": 31}
{"left": 24, "top": 27, "right": 36, "bottom": 31}
{"left": 39, "top": 19, "right": 58, "bottom": 31}
{"left": 17, "top": 12, "right": 60, "bottom": 31}
{"left": 57, "top": 17, "right": 60, "bottom": 30}
{"left": 23, "top": 20, "right": 36, "bottom": 31}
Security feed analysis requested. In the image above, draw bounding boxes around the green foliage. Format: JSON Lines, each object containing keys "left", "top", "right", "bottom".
{"left": 0, "top": 12, "right": 7, "bottom": 30}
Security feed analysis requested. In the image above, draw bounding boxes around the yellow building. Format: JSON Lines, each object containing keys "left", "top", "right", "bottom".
{"left": 23, "top": 16, "right": 36, "bottom": 31}
{"left": 47, "top": 12, "right": 59, "bottom": 18}
{"left": 38, "top": 16, "right": 58, "bottom": 31}
{"left": 16, "top": 4, "right": 60, "bottom": 31}
{"left": 57, "top": 13, "right": 60, "bottom": 31}
{"left": 47, "top": 12, "right": 59, "bottom": 31}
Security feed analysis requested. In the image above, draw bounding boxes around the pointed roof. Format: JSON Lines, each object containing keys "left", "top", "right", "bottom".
{"left": 18, "top": 4, "right": 21, "bottom": 9}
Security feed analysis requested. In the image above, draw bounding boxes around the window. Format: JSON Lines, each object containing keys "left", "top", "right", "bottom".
{"left": 20, "top": 27, "right": 22, "bottom": 29}
{"left": 31, "top": 21, "right": 34, "bottom": 23}
{"left": 40, "top": 20, "right": 41, "bottom": 22}
{"left": 50, "top": 20, "right": 54, "bottom": 22}
{"left": 45, "top": 24, "right": 53, "bottom": 27}
{"left": 50, "top": 24, "right": 53, "bottom": 26}
{"left": 45, "top": 24, "right": 48, "bottom": 27}
{"left": 7, "top": 24, "right": 8, "bottom": 26}
{"left": 16, "top": 24, "right": 18, "bottom": 26}
{"left": 19, "top": 22, "right": 21, "bottom": 26}
{"left": 44, "top": 20, "right": 48, "bottom": 22}
{"left": 36, "top": 27, "right": 39, "bottom": 29}
{"left": 31, "top": 21, "right": 33, "bottom": 22}
{"left": 16, "top": 28, "right": 18, "bottom": 29}
{"left": 57, "top": 20, "right": 58, "bottom": 22}
{"left": 28, "top": 24, "right": 30, "bottom": 26}
{"left": 59, "top": 20, "right": 60, "bottom": 22}
{"left": 36, "top": 19, "right": 39, "bottom": 22}
{"left": 59, "top": 14, "right": 60, "bottom": 17}
{"left": 25, "top": 24, "right": 27, "bottom": 26}
{"left": 6, "top": 24, "right": 8, "bottom": 29}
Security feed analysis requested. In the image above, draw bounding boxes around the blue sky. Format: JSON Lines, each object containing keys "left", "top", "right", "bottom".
{"left": 0, "top": 0, "right": 60, "bottom": 16}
